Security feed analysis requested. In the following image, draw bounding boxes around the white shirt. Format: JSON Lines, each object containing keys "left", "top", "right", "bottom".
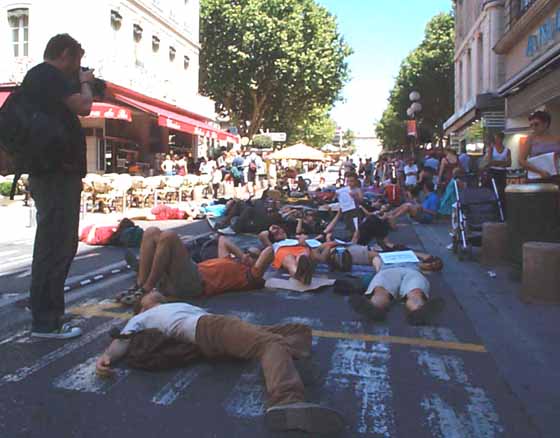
{"left": 404, "top": 164, "right": 418, "bottom": 186}
{"left": 121, "top": 303, "right": 209, "bottom": 343}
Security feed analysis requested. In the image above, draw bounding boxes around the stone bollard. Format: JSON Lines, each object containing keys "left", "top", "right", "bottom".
{"left": 481, "top": 222, "right": 509, "bottom": 266}
{"left": 521, "top": 241, "right": 560, "bottom": 303}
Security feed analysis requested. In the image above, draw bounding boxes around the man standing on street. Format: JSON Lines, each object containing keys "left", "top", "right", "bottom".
{"left": 25, "top": 34, "right": 94, "bottom": 339}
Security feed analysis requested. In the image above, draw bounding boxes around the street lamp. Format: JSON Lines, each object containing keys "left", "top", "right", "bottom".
{"left": 407, "top": 91, "right": 422, "bottom": 155}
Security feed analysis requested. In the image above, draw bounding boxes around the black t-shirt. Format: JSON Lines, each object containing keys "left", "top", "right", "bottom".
{"left": 21, "top": 62, "right": 86, "bottom": 176}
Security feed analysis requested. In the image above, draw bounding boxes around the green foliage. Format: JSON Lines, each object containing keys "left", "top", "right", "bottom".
{"left": 0, "top": 181, "right": 13, "bottom": 197}
{"left": 251, "top": 134, "right": 274, "bottom": 149}
{"left": 289, "top": 106, "right": 337, "bottom": 148}
{"left": 200, "top": 0, "right": 352, "bottom": 139}
{"left": 342, "top": 129, "right": 356, "bottom": 154}
{"left": 376, "top": 12, "right": 455, "bottom": 149}
{"left": 464, "top": 120, "right": 484, "bottom": 143}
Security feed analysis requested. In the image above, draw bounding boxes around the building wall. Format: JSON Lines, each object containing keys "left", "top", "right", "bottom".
{"left": 501, "top": 0, "right": 560, "bottom": 82}
{"left": 453, "top": 1, "right": 505, "bottom": 112}
{"left": 0, "top": 0, "right": 214, "bottom": 118}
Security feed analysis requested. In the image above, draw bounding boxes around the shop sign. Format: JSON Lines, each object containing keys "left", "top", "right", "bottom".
{"left": 526, "top": 8, "right": 560, "bottom": 57}
{"left": 87, "top": 104, "right": 132, "bottom": 122}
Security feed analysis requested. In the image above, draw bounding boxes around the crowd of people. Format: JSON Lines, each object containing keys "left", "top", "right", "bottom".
{"left": 160, "top": 149, "right": 267, "bottom": 199}
{"left": 12, "top": 33, "right": 559, "bottom": 436}
{"left": 95, "top": 156, "right": 451, "bottom": 433}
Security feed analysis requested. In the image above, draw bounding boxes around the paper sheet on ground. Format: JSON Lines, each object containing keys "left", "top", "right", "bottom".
{"left": 379, "top": 250, "right": 419, "bottom": 264}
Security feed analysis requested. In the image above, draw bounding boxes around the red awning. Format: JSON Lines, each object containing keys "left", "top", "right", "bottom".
{"left": 113, "top": 93, "right": 239, "bottom": 143}
{"left": 0, "top": 91, "right": 11, "bottom": 108}
{"left": 86, "top": 102, "right": 132, "bottom": 122}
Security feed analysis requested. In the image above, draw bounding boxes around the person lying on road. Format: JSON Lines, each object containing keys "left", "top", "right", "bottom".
{"left": 117, "top": 228, "right": 273, "bottom": 305}
{"left": 258, "top": 224, "right": 333, "bottom": 285}
{"left": 97, "top": 292, "right": 345, "bottom": 434}
{"left": 348, "top": 250, "right": 445, "bottom": 325}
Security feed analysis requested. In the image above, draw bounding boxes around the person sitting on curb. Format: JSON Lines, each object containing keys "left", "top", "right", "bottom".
{"left": 117, "top": 228, "right": 273, "bottom": 305}
{"left": 259, "top": 224, "right": 333, "bottom": 285}
{"left": 382, "top": 179, "right": 440, "bottom": 225}
{"left": 97, "top": 292, "right": 345, "bottom": 434}
{"left": 348, "top": 251, "right": 445, "bottom": 325}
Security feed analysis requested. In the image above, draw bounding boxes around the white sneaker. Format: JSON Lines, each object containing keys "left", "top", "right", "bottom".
{"left": 265, "top": 402, "right": 345, "bottom": 434}
{"left": 31, "top": 323, "right": 82, "bottom": 340}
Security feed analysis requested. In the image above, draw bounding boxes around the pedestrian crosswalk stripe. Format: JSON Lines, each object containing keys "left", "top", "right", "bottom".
{"left": 326, "top": 331, "right": 395, "bottom": 436}
{"left": 53, "top": 356, "right": 129, "bottom": 394}
{"left": 414, "top": 349, "right": 505, "bottom": 436}
{"left": 223, "top": 365, "right": 264, "bottom": 418}
{"left": 151, "top": 366, "right": 204, "bottom": 406}
{"left": 0, "top": 319, "right": 121, "bottom": 386}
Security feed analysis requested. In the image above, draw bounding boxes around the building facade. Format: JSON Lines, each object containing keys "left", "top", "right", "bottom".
{"left": 0, "top": 0, "right": 237, "bottom": 174}
{"left": 495, "top": 0, "right": 560, "bottom": 164}
{"left": 444, "top": 0, "right": 506, "bottom": 155}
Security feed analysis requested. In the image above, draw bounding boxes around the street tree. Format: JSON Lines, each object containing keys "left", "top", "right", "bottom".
{"left": 342, "top": 129, "right": 356, "bottom": 154}
{"left": 251, "top": 134, "right": 274, "bottom": 149}
{"left": 376, "top": 12, "right": 454, "bottom": 150}
{"left": 200, "top": 0, "right": 352, "bottom": 138}
{"left": 289, "top": 106, "right": 337, "bottom": 149}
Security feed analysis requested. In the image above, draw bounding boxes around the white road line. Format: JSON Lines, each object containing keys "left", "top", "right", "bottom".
{"left": 0, "top": 319, "right": 121, "bottom": 386}
{"left": 415, "top": 350, "right": 504, "bottom": 437}
{"left": 74, "top": 253, "right": 100, "bottom": 261}
{"left": 53, "top": 356, "right": 129, "bottom": 394}
{"left": 151, "top": 366, "right": 204, "bottom": 406}
{"left": 326, "top": 329, "right": 395, "bottom": 436}
{"left": 0, "top": 329, "right": 29, "bottom": 345}
{"left": 224, "top": 365, "right": 264, "bottom": 418}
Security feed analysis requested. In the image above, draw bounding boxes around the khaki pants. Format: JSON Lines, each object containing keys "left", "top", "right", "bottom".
{"left": 195, "top": 315, "right": 311, "bottom": 407}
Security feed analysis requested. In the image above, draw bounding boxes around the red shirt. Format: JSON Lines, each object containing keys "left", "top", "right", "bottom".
{"left": 198, "top": 258, "right": 264, "bottom": 297}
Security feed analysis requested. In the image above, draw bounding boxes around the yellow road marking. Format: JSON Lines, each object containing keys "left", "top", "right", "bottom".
{"left": 312, "top": 329, "right": 487, "bottom": 353}
{"left": 69, "top": 304, "right": 487, "bottom": 354}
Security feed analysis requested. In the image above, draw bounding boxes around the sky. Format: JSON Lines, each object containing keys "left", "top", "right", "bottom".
{"left": 316, "top": 0, "right": 452, "bottom": 135}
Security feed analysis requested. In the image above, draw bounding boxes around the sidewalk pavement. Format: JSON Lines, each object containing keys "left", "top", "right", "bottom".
{"left": 412, "top": 221, "right": 560, "bottom": 438}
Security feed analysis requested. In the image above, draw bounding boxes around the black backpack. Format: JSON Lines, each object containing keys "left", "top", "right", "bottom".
{"left": 0, "top": 87, "right": 69, "bottom": 198}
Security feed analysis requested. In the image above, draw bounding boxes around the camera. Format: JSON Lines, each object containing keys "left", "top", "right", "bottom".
{"left": 72, "top": 67, "right": 107, "bottom": 99}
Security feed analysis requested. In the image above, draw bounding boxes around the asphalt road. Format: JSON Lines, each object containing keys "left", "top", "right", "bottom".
{"left": 0, "top": 219, "right": 541, "bottom": 438}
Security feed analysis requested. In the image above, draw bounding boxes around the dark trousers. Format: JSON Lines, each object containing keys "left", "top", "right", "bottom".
{"left": 29, "top": 173, "right": 82, "bottom": 331}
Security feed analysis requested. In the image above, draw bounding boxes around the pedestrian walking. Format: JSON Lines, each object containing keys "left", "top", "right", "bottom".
{"left": 25, "top": 34, "right": 95, "bottom": 339}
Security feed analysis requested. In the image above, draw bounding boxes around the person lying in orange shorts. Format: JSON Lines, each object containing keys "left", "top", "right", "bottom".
{"left": 259, "top": 224, "right": 332, "bottom": 285}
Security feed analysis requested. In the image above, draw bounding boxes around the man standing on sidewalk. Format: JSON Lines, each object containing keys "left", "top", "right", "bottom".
{"left": 25, "top": 34, "right": 95, "bottom": 339}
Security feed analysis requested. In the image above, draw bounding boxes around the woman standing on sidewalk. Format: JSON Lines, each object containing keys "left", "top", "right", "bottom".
{"left": 437, "top": 148, "right": 459, "bottom": 193}
{"left": 483, "top": 132, "right": 511, "bottom": 211}
{"left": 518, "top": 111, "right": 560, "bottom": 187}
